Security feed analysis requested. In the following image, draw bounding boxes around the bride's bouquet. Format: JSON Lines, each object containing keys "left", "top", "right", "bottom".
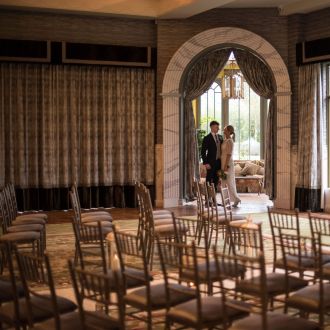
{"left": 217, "top": 169, "right": 227, "bottom": 180}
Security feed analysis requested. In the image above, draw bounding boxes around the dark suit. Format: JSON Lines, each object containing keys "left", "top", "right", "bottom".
{"left": 201, "top": 133, "right": 223, "bottom": 187}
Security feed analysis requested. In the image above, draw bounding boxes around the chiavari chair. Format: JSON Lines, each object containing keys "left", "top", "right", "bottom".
{"left": 68, "top": 259, "right": 125, "bottom": 330}
{"left": 158, "top": 238, "right": 247, "bottom": 329}
{"left": 213, "top": 248, "right": 319, "bottom": 330}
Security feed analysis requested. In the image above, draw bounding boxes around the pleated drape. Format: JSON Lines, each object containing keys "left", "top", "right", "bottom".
{"left": 233, "top": 49, "right": 275, "bottom": 199}
{"left": 183, "top": 48, "right": 231, "bottom": 199}
{"left": 295, "top": 64, "right": 327, "bottom": 211}
{"left": 0, "top": 63, "right": 155, "bottom": 208}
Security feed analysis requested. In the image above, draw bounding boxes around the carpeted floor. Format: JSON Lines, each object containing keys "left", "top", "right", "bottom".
{"left": 45, "top": 212, "right": 313, "bottom": 287}
{"left": 46, "top": 219, "right": 140, "bottom": 287}
{"left": 6, "top": 213, "right": 326, "bottom": 329}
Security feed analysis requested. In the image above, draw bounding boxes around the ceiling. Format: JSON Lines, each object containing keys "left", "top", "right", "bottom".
{"left": 0, "top": 0, "right": 329, "bottom": 18}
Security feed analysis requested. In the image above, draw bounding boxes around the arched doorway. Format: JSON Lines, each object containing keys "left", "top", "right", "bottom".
{"left": 161, "top": 27, "right": 291, "bottom": 209}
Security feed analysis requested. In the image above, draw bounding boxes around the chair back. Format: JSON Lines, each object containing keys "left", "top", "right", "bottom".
{"left": 156, "top": 238, "right": 200, "bottom": 314}
{"left": 172, "top": 214, "right": 205, "bottom": 246}
{"left": 267, "top": 207, "right": 300, "bottom": 268}
{"left": 309, "top": 212, "right": 330, "bottom": 236}
{"left": 278, "top": 229, "right": 314, "bottom": 275}
{"left": 0, "top": 191, "right": 14, "bottom": 232}
{"left": 71, "top": 183, "right": 83, "bottom": 210}
{"left": 71, "top": 219, "right": 108, "bottom": 272}
{"left": 69, "top": 190, "right": 82, "bottom": 220}
{"left": 3, "top": 185, "right": 16, "bottom": 222}
{"left": 218, "top": 184, "right": 233, "bottom": 220}
{"left": 197, "top": 181, "right": 209, "bottom": 218}
{"left": 15, "top": 251, "right": 62, "bottom": 327}
{"left": 206, "top": 182, "right": 222, "bottom": 221}
{"left": 0, "top": 243, "right": 31, "bottom": 328}
{"left": 194, "top": 180, "right": 202, "bottom": 219}
{"left": 213, "top": 248, "right": 268, "bottom": 329}
{"left": 68, "top": 259, "right": 125, "bottom": 329}
{"left": 228, "top": 222, "right": 264, "bottom": 258}
{"left": 113, "top": 226, "right": 150, "bottom": 290}
{"left": 135, "top": 181, "right": 150, "bottom": 242}
{"left": 8, "top": 183, "right": 18, "bottom": 216}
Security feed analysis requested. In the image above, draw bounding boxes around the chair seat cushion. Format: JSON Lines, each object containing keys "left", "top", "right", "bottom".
{"left": 81, "top": 222, "right": 113, "bottom": 235}
{"left": 124, "top": 283, "right": 195, "bottom": 309}
{"left": 287, "top": 283, "right": 330, "bottom": 312}
{"left": 32, "top": 311, "right": 82, "bottom": 330}
{"left": 0, "top": 295, "right": 77, "bottom": 323}
{"left": 12, "top": 218, "right": 46, "bottom": 225}
{"left": 81, "top": 211, "right": 112, "bottom": 218}
{"left": 154, "top": 224, "right": 176, "bottom": 236}
{"left": 153, "top": 210, "right": 172, "bottom": 216}
{"left": 16, "top": 213, "right": 47, "bottom": 221}
{"left": 83, "top": 310, "right": 122, "bottom": 330}
{"left": 33, "top": 310, "right": 121, "bottom": 330}
{"left": 320, "top": 262, "right": 330, "bottom": 280}
{"left": 181, "top": 259, "right": 245, "bottom": 283}
{"left": 210, "top": 215, "right": 246, "bottom": 223}
{"left": 0, "top": 231, "right": 40, "bottom": 242}
{"left": 230, "top": 311, "right": 319, "bottom": 330}
{"left": 275, "top": 254, "right": 315, "bottom": 270}
{"left": 0, "top": 277, "right": 24, "bottom": 303}
{"left": 237, "top": 273, "right": 308, "bottom": 296}
{"left": 168, "top": 296, "right": 248, "bottom": 326}
{"left": 81, "top": 215, "right": 112, "bottom": 223}
{"left": 7, "top": 224, "right": 44, "bottom": 233}
{"left": 152, "top": 211, "right": 173, "bottom": 221}
{"left": 119, "top": 267, "right": 153, "bottom": 288}
{"left": 154, "top": 218, "right": 174, "bottom": 226}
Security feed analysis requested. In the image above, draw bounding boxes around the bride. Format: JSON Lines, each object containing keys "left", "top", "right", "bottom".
{"left": 220, "top": 125, "right": 241, "bottom": 207}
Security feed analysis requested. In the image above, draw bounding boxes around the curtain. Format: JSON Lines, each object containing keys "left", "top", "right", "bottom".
{"left": 233, "top": 49, "right": 275, "bottom": 199}
{"left": 0, "top": 63, "right": 155, "bottom": 209}
{"left": 295, "top": 63, "right": 326, "bottom": 211}
{"left": 183, "top": 48, "right": 231, "bottom": 200}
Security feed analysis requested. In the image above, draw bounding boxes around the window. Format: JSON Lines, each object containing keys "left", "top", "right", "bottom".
{"left": 199, "top": 82, "right": 222, "bottom": 133}
{"left": 197, "top": 80, "right": 266, "bottom": 160}
{"left": 228, "top": 82, "right": 261, "bottom": 160}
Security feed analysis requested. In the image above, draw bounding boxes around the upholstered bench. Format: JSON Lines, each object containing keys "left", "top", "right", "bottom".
{"left": 235, "top": 175, "right": 264, "bottom": 195}
{"left": 234, "top": 160, "right": 264, "bottom": 194}
{"left": 199, "top": 160, "right": 264, "bottom": 194}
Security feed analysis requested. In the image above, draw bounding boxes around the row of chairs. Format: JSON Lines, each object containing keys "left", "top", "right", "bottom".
{"left": 194, "top": 181, "right": 247, "bottom": 248}
{"left": 0, "top": 183, "right": 47, "bottom": 261}
{"left": 72, "top": 216, "right": 325, "bottom": 330}
{"left": 2, "top": 182, "right": 329, "bottom": 329}
{"left": 68, "top": 184, "right": 113, "bottom": 266}
{"left": 1, "top": 206, "right": 327, "bottom": 329}
{"left": 0, "top": 241, "right": 124, "bottom": 330}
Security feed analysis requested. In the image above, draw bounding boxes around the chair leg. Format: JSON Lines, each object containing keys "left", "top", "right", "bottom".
{"left": 149, "top": 242, "right": 155, "bottom": 270}
{"left": 147, "top": 309, "right": 152, "bottom": 330}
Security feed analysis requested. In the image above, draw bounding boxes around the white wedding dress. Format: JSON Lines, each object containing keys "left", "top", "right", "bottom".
{"left": 220, "top": 138, "right": 240, "bottom": 204}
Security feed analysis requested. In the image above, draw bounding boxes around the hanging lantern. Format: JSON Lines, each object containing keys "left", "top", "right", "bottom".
{"left": 221, "top": 60, "right": 244, "bottom": 99}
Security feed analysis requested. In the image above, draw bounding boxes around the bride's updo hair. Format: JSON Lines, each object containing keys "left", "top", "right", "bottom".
{"left": 226, "top": 125, "right": 235, "bottom": 142}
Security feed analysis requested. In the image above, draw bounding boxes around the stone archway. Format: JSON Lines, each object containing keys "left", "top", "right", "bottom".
{"left": 161, "top": 27, "right": 291, "bottom": 209}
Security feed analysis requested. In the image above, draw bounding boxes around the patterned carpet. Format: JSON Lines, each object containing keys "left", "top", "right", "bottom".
{"left": 46, "top": 212, "right": 313, "bottom": 287}
{"left": 9, "top": 213, "right": 324, "bottom": 329}
{"left": 46, "top": 219, "right": 140, "bottom": 287}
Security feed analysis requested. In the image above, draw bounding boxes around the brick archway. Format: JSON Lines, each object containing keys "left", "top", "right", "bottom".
{"left": 161, "top": 27, "right": 291, "bottom": 209}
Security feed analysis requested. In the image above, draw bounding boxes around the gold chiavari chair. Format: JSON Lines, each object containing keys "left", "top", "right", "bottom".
{"left": 213, "top": 248, "right": 319, "bottom": 330}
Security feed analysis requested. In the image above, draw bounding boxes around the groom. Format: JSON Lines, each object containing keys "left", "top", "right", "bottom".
{"left": 201, "top": 120, "right": 223, "bottom": 189}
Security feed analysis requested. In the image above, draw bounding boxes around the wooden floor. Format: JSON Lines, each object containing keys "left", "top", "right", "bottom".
{"left": 44, "top": 193, "right": 272, "bottom": 223}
